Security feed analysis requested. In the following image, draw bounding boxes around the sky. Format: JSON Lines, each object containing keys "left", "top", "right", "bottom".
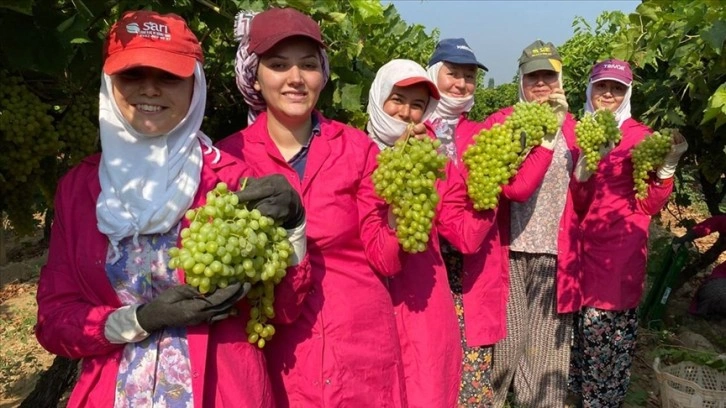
{"left": 387, "top": 0, "right": 640, "bottom": 85}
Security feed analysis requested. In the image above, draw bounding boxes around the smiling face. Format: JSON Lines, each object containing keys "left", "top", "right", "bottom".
{"left": 255, "top": 37, "right": 325, "bottom": 125}
{"left": 590, "top": 79, "right": 627, "bottom": 111}
{"left": 382, "top": 84, "right": 430, "bottom": 124}
{"left": 521, "top": 69, "right": 560, "bottom": 103}
{"left": 436, "top": 62, "right": 477, "bottom": 98}
{"left": 111, "top": 67, "right": 194, "bottom": 136}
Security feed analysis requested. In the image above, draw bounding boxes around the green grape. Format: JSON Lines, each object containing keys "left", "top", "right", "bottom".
{"left": 508, "top": 101, "right": 559, "bottom": 149}
{"left": 575, "top": 109, "right": 621, "bottom": 171}
{"left": 463, "top": 102, "right": 557, "bottom": 210}
{"left": 631, "top": 129, "right": 673, "bottom": 199}
{"left": 56, "top": 93, "right": 99, "bottom": 166}
{"left": 0, "top": 71, "right": 62, "bottom": 235}
{"left": 372, "top": 135, "right": 448, "bottom": 253}
{"left": 167, "top": 180, "right": 294, "bottom": 348}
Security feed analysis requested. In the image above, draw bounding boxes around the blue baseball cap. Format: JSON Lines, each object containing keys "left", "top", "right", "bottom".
{"left": 428, "top": 38, "right": 488, "bottom": 71}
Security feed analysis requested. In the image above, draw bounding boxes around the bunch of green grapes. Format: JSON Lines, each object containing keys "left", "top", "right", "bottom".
{"left": 0, "top": 72, "right": 60, "bottom": 188}
{"left": 372, "top": 136, "right": 448, "bottom": 253}
{"left": 462, "top": 123, "right": 521, "bottom": 210}
{"left": 507, "top": 101, "right": 559, "bottom": 149}
{"left": 56, "top": 93, "right": 99, "bottom": 166}
{"left": 631, "top": 130, "right": 672, "bottom": 199}
{"left": 575, "top": 110, "right": 621, "bottom": 171}
{"left": 168, "top": 181, "right": 293, "bottom": 348}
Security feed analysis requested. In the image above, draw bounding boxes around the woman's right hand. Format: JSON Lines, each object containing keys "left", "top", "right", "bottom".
{"left": 395, "top": 122, "right": 427, "bottom": 143}
{"left": 135, "top": 282, "right": 251, "bottom": 333}
{"left": 235, "top": 175, "right": 305, "bottom": 229}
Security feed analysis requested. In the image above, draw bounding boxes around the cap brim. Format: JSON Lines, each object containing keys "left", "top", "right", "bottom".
{"left": 520, "top": 59, "right": 561, "bottom": 74}
{"left": 251, "top": 33, "right": 325, "bottom": 55}
{"left": 104, "top": 48, "right": 196, "bottom": 77}
{"left": 591, "top": 75, "right": 632, "bottom": 86}
{"left": 441, "top": 56, "right": 488, "bottom": 72}
{"left": 394, "top": 77, "right": 441, "bottom": 100}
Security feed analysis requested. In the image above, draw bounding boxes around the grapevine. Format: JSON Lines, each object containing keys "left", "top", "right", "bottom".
{"left": 575, "top": 109, "right": 621, "bottom": 171}
{"left": 372, "top": 130, "right": 448, "bottom": 253}
{"left": 0, "top": 71, "right": 62, "bottom": 234}
{"left": 56, "top": 93, "right": 99, "bottom": 167}
{"left": 631, "top": 129, "right": 672, "bottom": 199}
{"left": 168, "top": 180, "right": 293, "bottom": 348}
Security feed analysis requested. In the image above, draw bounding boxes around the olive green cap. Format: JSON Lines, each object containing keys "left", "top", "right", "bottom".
{"left": 518, "top": 40, "right": 562, "bottom": 74}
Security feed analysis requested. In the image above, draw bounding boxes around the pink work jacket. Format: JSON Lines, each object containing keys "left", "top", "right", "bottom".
{"left": 691, "top": 216, "right": 726, "bottom": 280}
{"left": 386, "top": 125, "right": 496, "bottom": 407}
{"left": 454, "top": 109, "right": 582, "bottom": 347}
{"left": 575, "top": 118, "right": 674, "bottom": 310}
{"left": 35, "top": 147, "right": 311, "bottom": 407}
{"left": 217, "top": 112, "right": 408, "bottom": 408}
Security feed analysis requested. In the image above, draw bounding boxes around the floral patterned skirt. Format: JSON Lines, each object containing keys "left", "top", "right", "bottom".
{"left": 442, "top": 239, "right": 494, "bottom": 407}
{"left": 569, "top": 307, "right": 638, "bottom": 408}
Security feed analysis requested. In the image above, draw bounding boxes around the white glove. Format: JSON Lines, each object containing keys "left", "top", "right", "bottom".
{"left": 656, "top": 130, "right": 688, "bottom": 179}
{"left": 573, "top": 154, "right": 593, "bottom": 182}
{"left": 548, "top": 89, "right": 568, "bottom": 128}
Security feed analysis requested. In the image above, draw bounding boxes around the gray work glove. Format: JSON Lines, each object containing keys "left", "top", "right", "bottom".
{"left": 236, "top": 175, "right": 305, "bottom": 229}
{"left": 136, "top": 282, "right": 251, "bottom": 333}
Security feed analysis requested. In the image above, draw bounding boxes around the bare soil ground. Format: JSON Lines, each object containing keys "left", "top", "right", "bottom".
{"left": 0, "top": 203, "right": 724, "bottom": 408}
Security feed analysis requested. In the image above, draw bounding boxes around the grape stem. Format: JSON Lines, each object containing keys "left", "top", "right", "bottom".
{"left": 400, "top": 122, "right": 415, "bottom": 155}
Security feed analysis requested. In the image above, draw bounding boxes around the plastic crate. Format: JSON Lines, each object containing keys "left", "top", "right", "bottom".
{"left": 654, "top": 357, "right": 726, "bottom": 408}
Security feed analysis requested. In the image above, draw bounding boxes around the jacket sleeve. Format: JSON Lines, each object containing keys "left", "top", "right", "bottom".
{"left": 636, "top": 176, "right": 674, "bottom": 215}
{"left": 691, "top": 215, "right": 726, "bottom": 238}
{"left": 501, "top": 146, "right": 554, "bottom": 202}
{"left": 358, "top": 142, "right": 405, "bottom": 277}
{"left": 35, "top": 187, "right": 123, "bottom": 359}
{"left": 436, "top": 161, "right": 496, "bottom": 255}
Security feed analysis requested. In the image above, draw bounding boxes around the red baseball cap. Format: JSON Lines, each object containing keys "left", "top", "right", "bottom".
{"left": 248, "top": 8, "right": 325, "bottom": 55}
{"left": 394, "top": 77, "right": 441, "bottom": 100}
{"left": 590, "top": 59, "right": 633, "bottom": 86}
{"left": 103, "top": 10, "right": 203, "bottom": 77}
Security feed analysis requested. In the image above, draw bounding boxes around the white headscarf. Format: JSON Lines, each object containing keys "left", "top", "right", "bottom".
{"left": 584, "top": 79, "right": 632, "bottom": 126}
{"left": 97, "top": 61, "right": 217, "bottom": 262}
{"left": 426, "top": 61, "right": 475, "bottom": 122}
{"left": 366, "top": 59, "right": 439, "bottom": 149}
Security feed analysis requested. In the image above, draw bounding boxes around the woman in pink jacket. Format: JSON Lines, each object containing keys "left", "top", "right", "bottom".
{"left": 366, "top": 58, "right": 495, "bottom": 407}
{"left": 423, "top": 38, "right": 502, "bottom": 407}
{"left": 569, "top": 59, "right": 688, "bottom": 407}
{"left": 34, "top": 11, "right": 309, "bottom": 408}
{"left": 217, "top": 8, "right": 407, "bottom": 407}
{"left": 483, "top": 41, "right": 581, "bottom": 408}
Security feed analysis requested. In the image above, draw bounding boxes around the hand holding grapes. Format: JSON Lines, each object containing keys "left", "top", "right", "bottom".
{"left": 396, "top": 122, "right": 427, "bottom": 143}
{"left": 548, "top": 88, "right": 568, "bottom": 128}
{"left": 656, "top": 130, "right": 688, "bottom": 179}
{"left": 234, "top": 175, "right": 305, "bottom": 229}
{"left": 136, "top": 282, "right": 252, "bottom": 333}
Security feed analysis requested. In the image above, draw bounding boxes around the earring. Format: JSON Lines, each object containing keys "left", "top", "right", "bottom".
{"left": 253, "top": 82, "right": 261, "bottom": 91}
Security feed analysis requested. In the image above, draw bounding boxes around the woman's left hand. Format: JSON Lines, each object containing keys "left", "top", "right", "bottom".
{"left": 656, "top": 129, "right": 689, "bottom": 179}
{"left": 548, "top": 88, "right": 568, "bottom": 128}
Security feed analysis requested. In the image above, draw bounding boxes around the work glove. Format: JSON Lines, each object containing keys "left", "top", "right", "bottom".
{"left": 548, "top": 89, "right": 569, "bottom": 128}
{"left": 136, "top": 282, "right": 251, "bottom": 333}
{"left": 656, "top": 130, "right": 688, "bottom": 180}
{"left": 235, "top": 175, "right": 305, "bottom": 229}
